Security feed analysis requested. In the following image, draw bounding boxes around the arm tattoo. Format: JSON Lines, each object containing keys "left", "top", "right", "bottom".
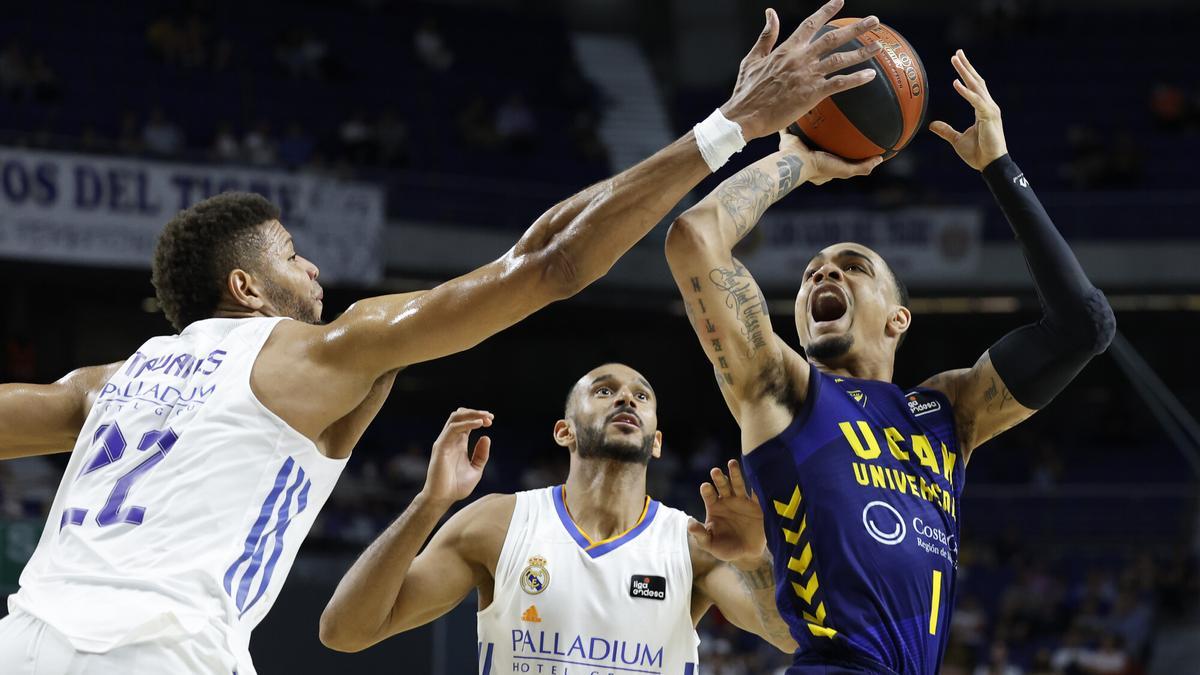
{"left": 775, "top": 154, "right": 804, "bottom": 197}
{"left": 716, "top": 167, "right": 775, "bottom": 238}
{"left": 983, "top": 376, "right": 1015, "bottom": 413}
{"left": 734, "top": 559, "right": 793, "bottom": 646}
{"left": 709, "top": 259, "right": 770, "bottom": 357}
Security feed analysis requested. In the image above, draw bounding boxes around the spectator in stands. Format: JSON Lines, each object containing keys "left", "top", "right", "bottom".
{"left": 1106, "top": 589, "right": 1152, "bottom": 661}
{"left": 116, "top": 111, "right": 143, "bottom": 154}
{"left": 243, "top": 120, "right": 278, "bottom": 166}
{"left": 278, "top": 122, "right": 316, "bottom": 169}
{"left": 458, "top": 96, "right": 499, "bottom": 149}
{"left": 0, "top": 42, "right": 31, "bottom": 102}
{"left": 973, "top": 641, "right": 1022, "bottom": 675}
{"left": 1150, "top": 83, "right": 1186, "bottom": 132}
{"left": 1076, "top": 634, "right": 1129, "bottom": 675}
{"left": 495, "top": 92, "right": 537, "bottom": 152}
{"left": 375, "top": 110, "right": 410, "bottom": 167}
{"left": 23, "top": 51, "right": 59, "bottom": 104}
{"left": 339, "top": 111, "right": 375, "bottom": 164}
{"left": 211, "top": 122, "right": 241, "bottom": 161}
{"left": 276, "top": 28, "right": 331, "bottom": 80}
{"left": 413, "top": 17, "right": 454, "bottom": 72}
{"left": 952, "top": 595, "right": 989, "bottom": 649}
{"left": 141, "top": 106, "right": 185, "bottom": 157}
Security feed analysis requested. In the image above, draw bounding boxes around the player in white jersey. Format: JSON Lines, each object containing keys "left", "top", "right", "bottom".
{"left": 0, "top": 4, "right": 883, "bottom": 672}
{"left": 320, "top": 363, "right": 798, "bottom": 674}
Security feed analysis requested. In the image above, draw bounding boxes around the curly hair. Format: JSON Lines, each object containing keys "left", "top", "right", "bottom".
{"left": 151, "top": 192, "right": 280, "bottom": 332}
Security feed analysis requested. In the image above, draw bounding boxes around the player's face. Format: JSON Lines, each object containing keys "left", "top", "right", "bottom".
{"left": 561, "top": 364, "right": 663, "bottom": 465}
{"left": 256, "top": 221, "right": 324, "bottom": 325}
{"left": 794, "top": 243, "right": 902, "bottom": 362}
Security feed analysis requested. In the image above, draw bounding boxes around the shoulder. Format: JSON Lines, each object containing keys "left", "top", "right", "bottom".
{"left": 443, "top": 493, "right": 518, "bottom": 564}
{"left": 66, "top": 361, "right": 124, "bottom": 410}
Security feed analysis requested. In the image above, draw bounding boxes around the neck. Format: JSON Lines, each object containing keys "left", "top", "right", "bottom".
{"left": 212, "top": 299, "right": 272, "bottom": 320}
{"left": 811, "top": 351, "right": 894, "bottom": 382}
{"left": 563, "top": 456, "right": 649, "bottom": 542}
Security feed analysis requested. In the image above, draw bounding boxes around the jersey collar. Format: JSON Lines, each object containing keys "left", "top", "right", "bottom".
{"left": 552, "top": 484, "right": 659, "bottom": 558}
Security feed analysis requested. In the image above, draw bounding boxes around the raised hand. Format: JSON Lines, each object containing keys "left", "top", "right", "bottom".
{"left": 688, "top": 460, "right": 767, "bottom": 566}
{"left": 778, "top": 130, "right": 880, "bottom": 186}
{"left": 421, "top": 408, "right": 493, "bottom": 507}
{"left": 929, "top": 49, "right": 1008, "bottom": 171}
{"left": 721, "top": 1, "right": 884, "bottom": 141}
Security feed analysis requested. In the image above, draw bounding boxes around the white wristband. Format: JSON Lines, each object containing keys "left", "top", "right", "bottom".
{"left": 693, "top": 108, "right": 747, "bottom": 172}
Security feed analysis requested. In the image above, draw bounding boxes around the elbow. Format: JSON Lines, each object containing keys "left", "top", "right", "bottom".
{"left": 1065, "top": 288, "right": 1116, "bottom": 356}
{"left": 665, "top": 208, "right": 719, "bottom": 263}
{"left": 318, "top": 611, "right": 370, "bottom": 653}
{"left": 530, "top": 243, "right": 589, "bottom": 300}
{"left": 1087, "top": 289, "right": 1117, "bottom": 354}
{"left": 772, "top": 635, "right": 800, "bottom": 655}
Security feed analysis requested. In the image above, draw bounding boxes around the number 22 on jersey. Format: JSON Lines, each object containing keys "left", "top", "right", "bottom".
{"left": 60, "top": 422, "right": 180, "bottom": 531}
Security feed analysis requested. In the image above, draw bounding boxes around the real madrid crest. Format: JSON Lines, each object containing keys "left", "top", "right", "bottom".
{"left": 520, "top": 555, "right": 550, "bottom": 595}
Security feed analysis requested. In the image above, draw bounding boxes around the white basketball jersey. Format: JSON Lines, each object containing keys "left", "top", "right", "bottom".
{"left": 9, "top": 317, "right": 347, "bottom": 674}
{"left": 477, "top": 486, "right": 700, "bottom": 675}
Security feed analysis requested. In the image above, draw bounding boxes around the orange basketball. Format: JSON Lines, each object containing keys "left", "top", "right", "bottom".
{"left": 789, "top": 19, "right": 928, "bottom": 160}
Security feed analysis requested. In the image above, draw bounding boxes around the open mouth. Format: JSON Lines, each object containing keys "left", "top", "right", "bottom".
{"left": 608, "top": 411, "right": 642, "bottom": 430}
{"left": 810, "top": 285, "right": 849, "bottom": 324}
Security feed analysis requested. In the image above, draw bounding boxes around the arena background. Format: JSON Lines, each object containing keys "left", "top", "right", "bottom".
{"left": 1, "top": 0, "right": 1198, "bottom": 673}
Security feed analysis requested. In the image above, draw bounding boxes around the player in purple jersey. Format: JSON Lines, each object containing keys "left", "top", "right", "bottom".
{"left": 663, "top": 50, "right": 1115, "bottom": 675}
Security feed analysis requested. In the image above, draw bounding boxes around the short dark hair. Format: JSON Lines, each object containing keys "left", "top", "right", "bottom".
{"left": 888, "top": 265, "right": 910, "bottom": 349}
{"left": 152, "top": 192, "right": 279, "bottom": 332}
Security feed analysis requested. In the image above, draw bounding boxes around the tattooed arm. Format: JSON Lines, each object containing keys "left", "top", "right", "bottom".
{"left": 665, "top": 133, "right": 878, "bottom": 447}
{"left": 919, "top": 354, "right": 1034, "bottom": 463}
{"left": 689, "top": 460, "right": 797, "bottom": 653}
{"left": 691, "top": 548, "right": 798, "bottom": 653}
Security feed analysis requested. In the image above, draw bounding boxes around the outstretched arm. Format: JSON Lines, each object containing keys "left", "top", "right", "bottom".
{"left": 0, "top": 362, "right": 121, "bottom": 460}
{"left": 665, "top": 133, "right": 878, "bottom": 448}
{"left": 263, "top": 2, "right": 886, "bottom": 436}
{"left": 320, "top": 409, "right": 507, "bottom": 652}
{"left": 923, "top": 50, "right": 1116, "bottom": 459}
{"left": 690, "top": 460, "right": 797, "bottom": 653}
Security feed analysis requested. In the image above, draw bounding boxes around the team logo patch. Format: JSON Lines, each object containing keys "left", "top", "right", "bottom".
{"left": 520, "top": 555, "right": 550, "bottom": 595}
{"left": 862, "top": 501, "right": 906, "bottom": 546}
{"left": 847, "top": 389, "right": 867, "bottom": 407}
{"left": 629, "top": 575, "right": 666, "bottom": 600}
{"left": 521, "top": 605, "right": 542, "bottom": 623}
{"left": 905, "top": 392, "right": 942, "bottom": 417}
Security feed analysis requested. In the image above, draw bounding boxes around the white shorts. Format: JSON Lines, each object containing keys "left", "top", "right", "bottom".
{"left": 0, "top": 610, "right": 241, "bottom": 675}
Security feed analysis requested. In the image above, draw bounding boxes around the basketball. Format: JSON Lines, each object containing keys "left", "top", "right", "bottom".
{"left": 789, "top": 18, "right": 928, "bottom": 160}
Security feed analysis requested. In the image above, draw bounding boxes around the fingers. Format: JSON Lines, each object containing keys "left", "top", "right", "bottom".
{"left": 817, "top": 40, "right": 882, "bottom": 76}
{"left": 816, "top": 68, "right": 876, "bottom": 97}
{"left": 727, "top": 460, "right": 749, "bottom": 497}
{"left": 698, "top": 481, "right": 718, "bottom": 511}
{"left": 952, "top": 49, "right": 987, "bottom": 92}
{"left": 929, "top": 120, "right": 962, "bottom": 144}
{"left": 470, "top": 435, "right": 491, "bottom": 469}
{"left": 952, "top": 78, "right": 987, "bottom": 110}
{"left": 809, "top": 15, "right": 879, "bottom": 59}
{"left": 788, "top": 0, "right": 845, "bottom": 45}
{"left": 745, "top": 8, "right": 781, "bottom": 62}
{"left": 710, "top": 466, "right": 733, "bottom": 498}
{"left": 443, "top": 407, "right": 494, "bottom": 435}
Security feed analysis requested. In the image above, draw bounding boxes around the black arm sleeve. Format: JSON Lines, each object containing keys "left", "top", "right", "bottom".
{"left": 983, "top": 154, "right": 1116, "bottom": 409}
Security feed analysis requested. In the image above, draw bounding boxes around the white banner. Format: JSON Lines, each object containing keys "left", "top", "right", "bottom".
{"left": 0, "top": 147, "right": 384, "bottom": 285}
{"left": 739, "top": 207, "right": 984, "bottom": 285}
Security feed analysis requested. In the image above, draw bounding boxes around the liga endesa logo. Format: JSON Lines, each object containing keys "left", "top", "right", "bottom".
{"left": 861, "top": 501, "right": 906, "bottom": 546}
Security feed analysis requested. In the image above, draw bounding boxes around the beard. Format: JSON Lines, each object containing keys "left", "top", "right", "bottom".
{"left": 262, "top": 282, "right": 322, "bottom": 325}
{"left": 806, "top": 333, "right": 855, "bottom": 361}
{"left": 575, "top": 421, "right": 654, "bottom": 465}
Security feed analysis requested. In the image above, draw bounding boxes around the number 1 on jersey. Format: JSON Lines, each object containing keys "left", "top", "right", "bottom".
{"left": 928, "top": 569, "right": 943, "bottom": 635}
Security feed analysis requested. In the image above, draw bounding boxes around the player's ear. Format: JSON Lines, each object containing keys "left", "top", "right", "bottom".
{"left": 552, "top": 419, "right": 574, "bottom": 449}
{"left": 886, "top": 305, "right": 912, "bottom": 340}
{"left": 227, "top": 268, "right": 265, "bottom": 312}
{"left": 650, "top": 431, "right": 663, "bottom": 460}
